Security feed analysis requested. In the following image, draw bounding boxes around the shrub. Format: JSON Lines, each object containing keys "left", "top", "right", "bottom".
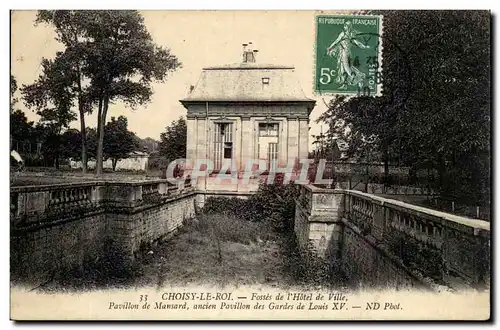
{"left": 193, "top": 213, "right": 274, "bottom": 245}
{"left": 200, "top": 174, "right": 300, "bottom": 233}
{"left": 22, "top": 154, "right": 44, "bottom": 167}
{"left": 280, "top": 235, "right": 339, "bottom": 288}
{"left": 247, "top": 177, "right": 300, "bottom": 232}
{"left": 201, "top": 196, "right": 249, "bottom": 217}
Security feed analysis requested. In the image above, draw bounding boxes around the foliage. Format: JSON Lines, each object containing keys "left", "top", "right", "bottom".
{"left": 249, "top": 176, "right": 300, "bottom": 232}
{"left": 137, "top": 137, "right": 159, "bottom": 153}
{"left": 10, "top": 110, "right": 35, "bottom": 150}
{"left": 10, "top": 76, "right": 38, "bottom": 156}
{"left": 82, "top": 10, "right": 181, "bottom": 175}
{"left": 159, "top": 117, "right": 187, "bottom": 163}
{"left": 10, "top": 75, "right": 18, "bottom": 111}
{"left": 34, "top": 10, "right": 182, "bottom": 175}
{"left": 34, "top": 11, "right": 106, "bottom": 172}
{"left": 201, "top": 174, "right": 300, "bottom": 232}
{"left": 21, "top": 154, "right": 45, "bottom": 167}
{"left": 317, "top": 11, "right": 490, "bottom": 205}
{"left": 103, "top": 116, "right": 139, "bottom": 170}
{"left": 199, "top": 179, "right": 343, "bottom": 288}
{"left": 190, "top": 213, "right": 275, "bottom": 246}
{"left": 60, "top": 129, "right": 83, "bottom": 160}
{"left": 20, "top": 54, "right": 79, "bottom": 170}
{"left": 85, "top": 127, "right": 98, "bottom": 159}
{"left": 281, "top": 236, "right": 340, "bottom": 288}
{"left": 21, "top": 55, "right": 78, "bottom": 135}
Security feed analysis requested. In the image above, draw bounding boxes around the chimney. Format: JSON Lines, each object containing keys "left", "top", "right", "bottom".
{"left": 252, "top": 49, "right": 258, "bottom": 63}
{"left": 242, "top": 42, "right": 257, "bottom": 63}
{"left": 242, "top": 43, "right": 248, "bottom": 62}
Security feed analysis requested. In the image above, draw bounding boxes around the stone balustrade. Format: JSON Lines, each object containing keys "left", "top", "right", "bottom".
{"left": 10, "top": 177, "right": 196, "bottom": 286}
{"left": 295, "top": 184, "right": 490, "bottom": 291}
{"left": 335, "top": 182, "right": 435, "bottom": 195}
{"left": 344, "top": 190, "right": 490, "bottom": 289}
{"left": 11, "top": 179, "right": 489, "bottom": 291}
{"left": 10, "top": 179, "right": 193, "bottom": 225}
{"left": 10, "top": 182, "right": 105, "bottom": 227}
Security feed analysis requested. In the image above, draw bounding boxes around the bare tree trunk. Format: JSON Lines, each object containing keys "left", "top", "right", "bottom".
{"left": 112, "top": 158, "right": 117, "bottom": 171}
{"left": 96, "top": 96, "right": 109, "bottom": 176}
{"left": 79, "top": 106, "right": 87, "bottom": 173}
{"left": 96, "top": 96, "right": 104, "bottom": 176}
{"left": 76, "top": 68, "right": 87, "bottom": 173}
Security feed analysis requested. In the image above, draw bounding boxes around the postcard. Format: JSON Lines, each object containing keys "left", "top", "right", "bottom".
{"left": 10, "top": 9, "right": 491, "bottom": 321}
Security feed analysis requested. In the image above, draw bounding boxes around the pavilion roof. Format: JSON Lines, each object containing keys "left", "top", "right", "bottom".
{"left": 180, "top": 62, "right": 315, "bottom": 103}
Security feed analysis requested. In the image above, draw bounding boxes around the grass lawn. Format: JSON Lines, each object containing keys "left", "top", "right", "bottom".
{"left": 135, "top": 214, "right": 295, "bottom": 289}
{"left": 10, "top": 167, "right": 163, "bottom": 186}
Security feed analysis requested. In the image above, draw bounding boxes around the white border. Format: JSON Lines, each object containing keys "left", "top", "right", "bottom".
{"left": 2, "top": 2, "right": 497, "bottom": 329}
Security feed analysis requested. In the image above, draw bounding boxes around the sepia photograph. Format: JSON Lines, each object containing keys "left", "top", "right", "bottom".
{"left": 9, "top": 8, "right": 491, "bottom": 321}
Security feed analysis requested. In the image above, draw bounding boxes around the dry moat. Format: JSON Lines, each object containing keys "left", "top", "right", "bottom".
{"left": 32, "top": 213, "right": 347, "bottom": 292}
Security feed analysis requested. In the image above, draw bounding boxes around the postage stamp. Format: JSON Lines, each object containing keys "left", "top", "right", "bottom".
{"left": 314, "top": 14, "right": 383, "bottom": 96}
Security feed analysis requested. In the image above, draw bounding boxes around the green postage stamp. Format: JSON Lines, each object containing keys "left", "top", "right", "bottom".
{"left": 314, "top": 14, "right": 383, "bottom": 96}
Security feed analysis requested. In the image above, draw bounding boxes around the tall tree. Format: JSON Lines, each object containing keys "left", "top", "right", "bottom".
{"left": 318, "top": 11, "right": 490, "bottom": 204}
{"left": 10, "top": 75, "right": 18, "bottom": 113}
{"left": 60, "top": 128, "right": 83, "bottom": 160}
{"left": 21, "top": 56, "right": 78, "bottom": 168}
{"left": 85, "top": 127, "right": 98, "bottom": 160}
{"left": 10, "top": 110, "right": 35, "bottom": 153}
{"left": 159, "top": 117, "right": 187, "bottom": 162}
{"left": 32, "top": 10, "right": 181, "bottom": 175}
{"left": 77, "top": 10, "right": 181, "bottom": 175}
{"left": 103, "top": 116, "right": 139, "bottom": 170}
{"left": 32, "top": 11, "right": 95, "bottom": 173}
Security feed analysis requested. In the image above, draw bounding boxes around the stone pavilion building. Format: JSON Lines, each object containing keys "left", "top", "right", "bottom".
{"left": 180, "top": 43, "right": 316, "bottom": 194}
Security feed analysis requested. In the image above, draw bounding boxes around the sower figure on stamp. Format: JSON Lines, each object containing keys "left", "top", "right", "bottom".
{"left": 326, "top": 21, "right": 370, "bottom": 89}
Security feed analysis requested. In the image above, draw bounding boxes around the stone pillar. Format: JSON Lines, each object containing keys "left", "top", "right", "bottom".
{"left": 298, "top": 118, "right": 310, "bottom": 159}
{"left": 294, "top": 185, "right": 345, "bottom": 261}
{"left": 252, "top": 118, "right": 258, "bottom": 160}
{"left": 287, "top": 117, "right": 299, "bottom": 161}
{"left": 279, "top": 118, "right": 288, "bottom": 167}
{"left": 309, "top": 190, "right": 345, "bottom": 260}
{"left": 196, "top": 116, "right": 207, "bottom": 160}
{"left": 233, "top": 117, "right": 242, "bottom": 171}
{"left": 186, "top": 117, "right": 197, "bottom": 162}
{"left": 104, "top": 184, "right": 142, "bottom": 208}
{"left": 240, "top": 116, "right": 252, "bottom": 171}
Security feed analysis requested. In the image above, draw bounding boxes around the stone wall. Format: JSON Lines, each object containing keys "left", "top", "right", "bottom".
{"left": 11, "top": 213, "right": 107, "bottom": 286}
{"left": 340, "top": 222, "right": 423, "bottom": 289}
{"left": 10, "top": 179, "right": 195, "bottom": 286}
{"left": 195, "top": 190, "right": 255, "bottom": 209}
{"left": 294, "top": 185, "right": 491, "bottom": 291}
{"left": 294, "top": 184, "right": 343, "bottom": 261}
{"left": 107, "top": 192, "right": 196, "bottom": 258}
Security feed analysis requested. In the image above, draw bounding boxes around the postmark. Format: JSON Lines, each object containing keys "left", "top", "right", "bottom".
{"left": 314, "top": 14, "right": 383, "bottom": 97}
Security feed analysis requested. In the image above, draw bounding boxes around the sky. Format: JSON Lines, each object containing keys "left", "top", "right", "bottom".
{"left": 10, "top": 10, "right": 346, "bottom": 148}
